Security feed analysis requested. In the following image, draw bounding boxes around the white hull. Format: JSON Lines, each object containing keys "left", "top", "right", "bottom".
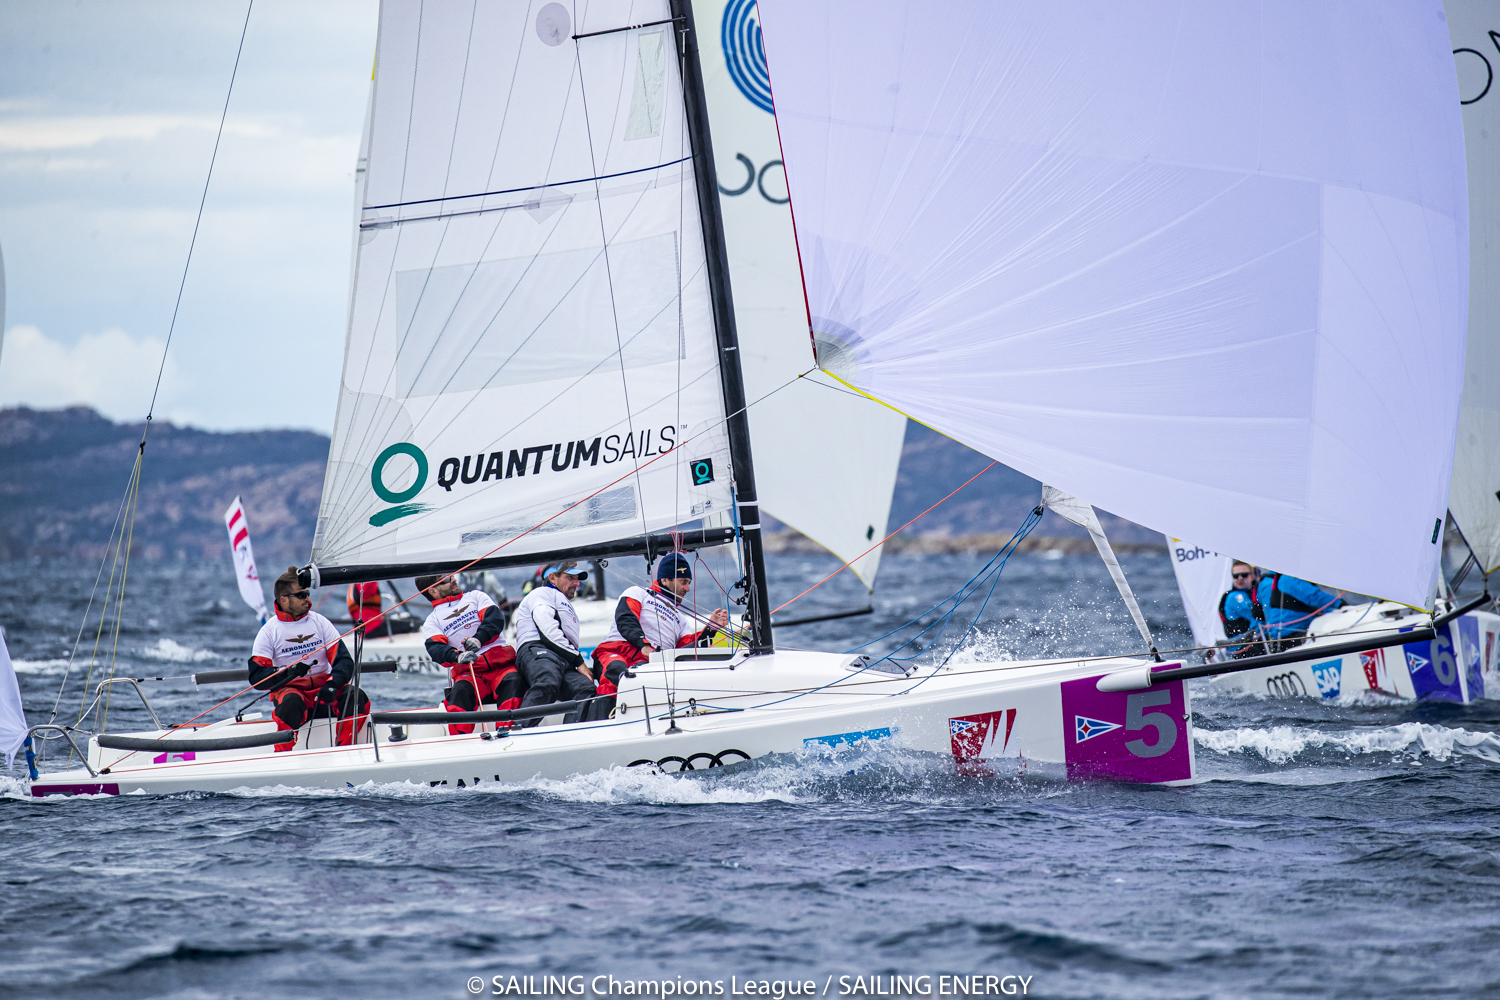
{"left": 1210, "top": 603, "right": 1500, "bottom": 704}
{"left": 32, "top": 650, "right": 1196, "bottom": 796}
{"left": 357, "top": 598, "right": 617, "bottom": 675}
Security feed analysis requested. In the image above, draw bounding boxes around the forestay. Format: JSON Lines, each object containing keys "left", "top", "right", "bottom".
{"left": 756, "top": 1, "right": 1469, "bottom": 606}
{"left": 1446, "top": 1, "right": 1500, "bottom": 575}
{"left": 313, "top": 0, "right": 734, "bottom": 573}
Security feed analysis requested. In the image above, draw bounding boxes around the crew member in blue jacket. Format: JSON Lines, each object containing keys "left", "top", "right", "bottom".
{"left": 1218, "top": 561, "right": 1265, "bottom": 658}
{"left": 1255, "top": 571, "right": 1343, "bottom": 641}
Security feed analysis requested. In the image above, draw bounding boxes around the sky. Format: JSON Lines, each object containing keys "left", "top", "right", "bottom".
{"left": 0, "top": 0, "right": 379, "bottom": 433}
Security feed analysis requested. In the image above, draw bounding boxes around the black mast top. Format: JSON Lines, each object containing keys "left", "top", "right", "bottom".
{"left": 670, "top": 0, "right": 774, "bottom": 655}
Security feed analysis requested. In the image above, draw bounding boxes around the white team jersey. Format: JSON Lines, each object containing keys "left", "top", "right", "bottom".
{"left": 514, "top": 585, "right": 581, "bottom": 653}
{"left": 602, "top": 585, "right": 700, "bottom": 650}
{"left": 420, "top": 590, "right": 504, "bottom": 654}
{"left": 250, "top": 611, "right": 344, "bottom": 679}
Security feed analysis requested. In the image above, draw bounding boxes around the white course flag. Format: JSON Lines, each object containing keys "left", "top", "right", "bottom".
{"left": 699, "top": 0, "right": 906, "bottom": 589}
{"left": 0, "top": 626, "right": 27, "bottom": 770}
{"left": 1447, "top": 2, "right": 1500, "bottom": 575}
{"left": 1166, "top": 540, "right": 1232, "bottom": 651}
{"left": 224, "top": 497, "right": 268, "bottom": 621}
{"left": 756, "top": 1, "right": 1468, "bottom": 607}
{"left": 313, "top": 0, "right": 733, "bottom": 572}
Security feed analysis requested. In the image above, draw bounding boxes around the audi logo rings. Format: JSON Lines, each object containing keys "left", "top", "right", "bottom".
{"left": 627, "top": 750, "right": 751, "bottom": 773}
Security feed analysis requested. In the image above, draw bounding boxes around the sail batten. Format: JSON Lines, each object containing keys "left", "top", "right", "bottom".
{"left": 756, "top": 0, "right": 1469, "bottom": 606}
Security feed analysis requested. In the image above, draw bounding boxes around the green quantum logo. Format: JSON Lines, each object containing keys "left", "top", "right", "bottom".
{"left": 370, "top": 442, "right": 431, "bottom": 527}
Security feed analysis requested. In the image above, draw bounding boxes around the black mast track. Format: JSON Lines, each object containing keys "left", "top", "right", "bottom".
{"left": 307, "top": 527, "right": 735, "bottom": 590}
{"left": 670, "top": 0, "right": 773, "bottom": 655}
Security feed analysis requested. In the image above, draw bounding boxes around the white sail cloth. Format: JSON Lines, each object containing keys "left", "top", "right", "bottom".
{"left": 1166, "top": 539, "right": 1233, "bottom": 651}
{"left": 1446, "top": 1, "right": 1500, "bottom": 575}
{"left": 699, "top": 0, "right": 905, "bottom": 588}
{"left": 0, "top": 627, "right": 26, "bottom": 770}
{"left": 756, "top": 1, "right": 1469, "bottom": 607}
{"left": 223, "top": 497, "right": 267, "bottom": 622}
{"left": 313, "top": 0, "right": 734, "bottom": 571}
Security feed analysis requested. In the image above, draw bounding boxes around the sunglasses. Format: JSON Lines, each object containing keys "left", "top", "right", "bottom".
{"left": 283, "top": 590, "right": 311, "bottom": 600}
{"left": 1231, "top": 572, "right": 1254, "bottom": 580}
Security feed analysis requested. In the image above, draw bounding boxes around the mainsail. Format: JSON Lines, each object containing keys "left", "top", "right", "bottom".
{"left": 1446, "top": 1, "right": 1500, "bottom": 576}
{"left": 755, "top": 1, "right": 1469, "bottom": 606}
{"left": 313, "top": 0, "right": 738, "bottom": 579}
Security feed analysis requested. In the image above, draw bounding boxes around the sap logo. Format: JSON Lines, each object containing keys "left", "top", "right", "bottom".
{"left": 1173, "top": 546, "right": 1220, "bottom": 563}
{"left": 1074, "top": 715, "right": 1122, "bottom": 742}
{"left": 1310, "top": 659, "right": 1341, "bottom": 700}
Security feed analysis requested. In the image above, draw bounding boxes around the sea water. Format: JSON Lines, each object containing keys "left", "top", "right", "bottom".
{"left": 2, "top": 552, "right": 1498, "bottom": 1000}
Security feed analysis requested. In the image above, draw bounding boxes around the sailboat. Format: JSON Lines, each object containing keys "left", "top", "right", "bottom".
{"left": 27, "top": 0, "right": 1469, "bottom": 795}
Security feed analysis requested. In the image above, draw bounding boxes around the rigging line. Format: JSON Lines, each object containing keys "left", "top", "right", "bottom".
{"left": 144, "top": 0, "right": 253, "bottom": 422}
{"left": 769, "top": 461, "right": 998, "bottom": 615}
{"left": 362, "top": 156, "right": 692, "bottom": 214}
{"left": 101, "top": 456, "right": 148, "bottom": 734}
{"left": 48, "top": 460, "right": 138, "bottom": 723}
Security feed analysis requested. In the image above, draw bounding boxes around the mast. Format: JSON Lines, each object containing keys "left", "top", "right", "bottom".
{"left": 670, "top": 0, "right": 773, "bottom": 655}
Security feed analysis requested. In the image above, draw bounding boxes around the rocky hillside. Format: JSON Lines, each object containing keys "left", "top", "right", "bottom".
{"left": 0, "top": 407, "right": 326, "bottom": 565}
{"left": 0, "top": 406, "right": 1159, "bottom": 564}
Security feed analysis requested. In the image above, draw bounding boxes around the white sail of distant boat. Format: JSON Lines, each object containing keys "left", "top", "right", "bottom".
{"left": 699, "top": 0, "right": 906, "bottom": 588}
{"left": 755, "top": 1, "right": 1469, "bottom": 609}
{"left": 1446, "top": 0, "right": 1500, "bottom": 580}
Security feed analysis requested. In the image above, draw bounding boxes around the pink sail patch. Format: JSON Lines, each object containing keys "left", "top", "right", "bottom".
{"left": 1060, "top": 676, "right": 1193, "bottom": 783}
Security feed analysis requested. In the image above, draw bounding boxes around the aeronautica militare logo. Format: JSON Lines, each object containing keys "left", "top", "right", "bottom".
{"left": 369, "top": 442, "right": 432, "bottom": 527}
{"left": 722, "top": 0, "right": 773, "bottom": 113}
{"left": 1074, "top": 716, "right": 1121, "bottom": 742}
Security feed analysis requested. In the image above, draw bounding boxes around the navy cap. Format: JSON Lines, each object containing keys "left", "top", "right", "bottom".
{"left": 656, "top": 552, "right": 692, "bottom": 581}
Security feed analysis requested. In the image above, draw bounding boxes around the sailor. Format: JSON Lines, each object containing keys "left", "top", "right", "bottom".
{"left": 587, "top": 553, "right": 730, "bottom": 721}
{"left": 1255, "top": 570, "right": 1344, "bottom": 646}
{"left": 416, "top": 572, "right": 520, "bottom": 735}
{"left": 512, "top": 560, "right": 596, "bottom": 725}
{"left": 1217, "top": 561, "right": 1266, "bottom": 658}
{"left": 248, "top": 567, "right": 370, "bottom": 751}
{"left": 346, "top": 581, "right": 384, "bottom": 637}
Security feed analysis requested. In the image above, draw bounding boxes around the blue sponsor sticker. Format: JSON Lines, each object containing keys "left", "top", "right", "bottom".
{"left": 1310, "top": 658, "right": 1342, "bottom": 700}
{"left": 805, "top": 727, "right": 893, "bottom": 749}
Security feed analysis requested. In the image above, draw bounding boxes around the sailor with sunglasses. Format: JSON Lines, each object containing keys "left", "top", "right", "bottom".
{"left": 247, "top": 566, "right": 370, "bottom": 751}
{"left": 1217, "top": 561, "right": 1267, "bottom": 658}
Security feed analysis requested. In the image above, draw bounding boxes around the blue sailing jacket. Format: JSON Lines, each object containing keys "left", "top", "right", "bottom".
{"left": 1255, "top": 573, "right": 1342, "bottom": 639}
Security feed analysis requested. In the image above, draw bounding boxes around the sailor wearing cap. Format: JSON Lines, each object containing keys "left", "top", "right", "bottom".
{"left": 512, "top": 560, "right": 597, "bottom": 725}
{"left": 586, "top": 553, "right": 729, "bottom": 721}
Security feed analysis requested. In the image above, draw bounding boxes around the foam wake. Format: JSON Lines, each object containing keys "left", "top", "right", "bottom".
{"left": 1195, "top": 722, "right": 1500, "bottom": 764}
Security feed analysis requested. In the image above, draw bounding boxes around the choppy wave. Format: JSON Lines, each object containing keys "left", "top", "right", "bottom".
{"left": 137, "top": 638, "right": 219, "bottom": 663}
{"left": 1195, "top": 722, "right": 1500, "bottom": 764}
{"left": 11, "top": 657, "right": 73, "bottom": 675}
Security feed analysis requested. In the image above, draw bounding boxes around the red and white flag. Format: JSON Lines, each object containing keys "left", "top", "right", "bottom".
{"left": 224, "top": 497, "right": 268, "bottom": 622}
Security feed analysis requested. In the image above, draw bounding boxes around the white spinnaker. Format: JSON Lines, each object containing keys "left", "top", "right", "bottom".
{"left": 1447, "top": 2, "right": 1500, "bottom": 575}
{"left": 699, "top": 0, "right": 905, "bottom": 589}
{"left": 313, "top": 0, "right": 734, "bottom": 572}
{"left": 755, "top": 1, "right": 1468, "bottom": 607}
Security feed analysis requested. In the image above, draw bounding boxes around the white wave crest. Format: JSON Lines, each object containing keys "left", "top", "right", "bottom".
{"left": 945, "top": 627, "right": 1018, "bottom": 666}
{"left": 11, "top": 657, "right": 72, "bottom": 675}
{"left": 1195, "top": 722, "right": 1500, "bottom": 764}
{"left": 137, "top": 638, "right": 218, "bottom": 663}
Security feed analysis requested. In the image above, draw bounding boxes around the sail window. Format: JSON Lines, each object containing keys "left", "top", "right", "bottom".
{"left": 626, "top": 31, "right": 667, "bottom": 140}
{"left": 394, "top": 233, "right": 683, "bottom": 396}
